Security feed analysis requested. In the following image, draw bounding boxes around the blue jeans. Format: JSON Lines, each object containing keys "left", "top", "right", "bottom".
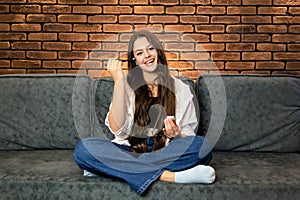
{"left": 74, "top": 136, "right": 212, "bottom": 195}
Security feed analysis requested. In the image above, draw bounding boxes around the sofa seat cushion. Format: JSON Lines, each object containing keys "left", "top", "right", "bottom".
{"left": 0, "top": 150, "right": 299, "bottom": 199}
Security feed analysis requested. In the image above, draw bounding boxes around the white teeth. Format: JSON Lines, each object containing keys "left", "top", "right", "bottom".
{"left": 145, "top": 59, "right": 154, "bottom": 64}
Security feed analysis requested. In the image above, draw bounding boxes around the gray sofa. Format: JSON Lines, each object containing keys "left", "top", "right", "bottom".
{"left": 0, "top": 74, "right": 299, "bottom": 200}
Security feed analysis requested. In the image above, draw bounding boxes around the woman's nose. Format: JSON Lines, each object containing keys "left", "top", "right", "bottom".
{"left": 144, "top": 49, "right": 150, "bottom": 57}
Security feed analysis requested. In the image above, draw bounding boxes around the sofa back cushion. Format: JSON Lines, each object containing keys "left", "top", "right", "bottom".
{"left": 0, "top": 75, "right": 92, "bottom": 150}
{"left": 196, "top": 75, "right": 300, "bottom": 152}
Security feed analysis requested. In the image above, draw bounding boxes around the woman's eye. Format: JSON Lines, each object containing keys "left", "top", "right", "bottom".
{"left": 136, "top": 52, "right": 142, "bottom": 56}
{"left": 149, "top": 47, "right": 155, "bottom": 50}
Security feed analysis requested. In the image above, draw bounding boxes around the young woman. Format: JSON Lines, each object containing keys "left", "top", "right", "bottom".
{"left": 74, "top": 30, "right": 215, "bottom": 195}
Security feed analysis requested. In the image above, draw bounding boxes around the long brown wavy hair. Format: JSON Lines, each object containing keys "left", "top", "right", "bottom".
{"left": 127, "top": 30, "right": 176, "bottom": 153}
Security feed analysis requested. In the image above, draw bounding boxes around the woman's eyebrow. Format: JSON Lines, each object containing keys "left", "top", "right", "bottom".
{"left": 134, "top": 44, "right": 152, "bottom": 52}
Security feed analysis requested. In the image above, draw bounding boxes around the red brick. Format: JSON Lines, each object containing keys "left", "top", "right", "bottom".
{"left": 181, "top": 0, "right": 210, "bottom": 5}
{"left": 226, "top": 43, "right": 255, "bottom": 51}
{"left": 59, "top": 33, "right": 88, "bottom": 41}
{"left": 89, "top": 34, "right": 119, "bottom": 42}
{"left": 196, "top": 25, "right": 224, "bottom": 33}
{"left": 58, "top": 51, "right": 88, "bottom": 59}
{"left": 241, "top": 70, "right": 270, "bottom": 75}
{"left": 258, "top": 7, "right": 287, "bottom": 15}
{"left": 179, "top": 70, "right": 207, "bottom": 80}
{"left": 242, "top": 34, "right": 271, "bottom": 42}
{"left": 12, "top": 60, "right": 41, "bottom": 68}
{"left": 286, "top": 62, "right": 300, "bottom": 70}
{"left": 89, "top": 0, "right": 118, "bottom": 4}
{"left": 27, "top": 69, "right": 56, "bottom": 74}
{"left": 257, "top": 43, "right": 286, "bottom": 51}
{"left": 12, "top": 24, "right": 41, "bottom": 32}
{"left": 274, "top": 0, "right": 299, "bottom": 5}
{"left": 165, "top": 52, "right": 179, "bottom": 60}
{"left": 155, "top": 33, "right": 180, "bottom": 42}
{"left": 273, "top": 16, "right": 300, "bottom": 24}
{"left": 134, "top": 24, "right": 163, "bottom": 32}
{"left": 119, "top": 15, "right": 148, "bottom": 23}
{"left": 72, "top": 60, "right": 102, "bottom": 69}
{"left": 0, "top": 14, "right": 25, "bottom": 22}
{"left": 103, "top": 24, "right": 132, "bottom": 32}
{"left": 211, "top": 16, "right": 240, "bottom": 24}
{"left": 134, "top": 6, "right": 164, "bottom": 14}
{"left": 58, "top": 69, "right": 87, "bottom": 75}
{"left": 181, "top": 34, "right": 210, "bottom": 42}
{"left": 256, "top": 62, "right": 284, "bottom": 69}
{"left": 242, "top": 0, "right": 272, "bottom": 5}
{"left": 211, "top": 34, "right": 240, "bottom": 42}
{"left": 121, "top": 0, "right": 149, "bottom": 4}
{"left": 43, "top": 61, "right": 71, "bottom": 68}
{"left": 212, "top": 0, "right": 241, "bottom": 5}
{"left": 242, "top": 52, "right": 271, "bottom": 60}
{"left": 150, "top": 15, "right": 178, "bottom": 23}
{"left": 73, "top": 6, "right": 101, "bottom": 13}
{"left": 0, "top": 24, "right": 9, "bottom": 31}
{"left": 1, "top": 0, "right": 25, "bottom": 2}
{"left": 11, "top": 5, "right": 41, "bottom": 13}
{"left": 197, "top": 6, "right": 225, "bottom": 14}
{"left": 27, "top": 14, "right": 56, "bottom": 22}
{"left": 165, "top": 25, "right": 194, "bottom": 32}
{"left": 274, "top": 53, "right": 300, "bottom": 60}
{"left": 242, "top": 16, "right": 271, "bottom": 23}
{"left": 165, "top": 43, "right": 194, "bottom": 51}
{"left": 73, "top": 24, "right": 102, "bottom": 32}
{"left": 226, "top": 25, "right": 256, "bottom": 33}
{"left": 88, "top": 15, "right": 117, "bottom": 23}
{"left": 197, "top": 43, "right": 225, "bottom": 51}
{"left": 181, "top": 52, "right": 210, "bottom": 60}
{"left": 12, "top": 42, "right": 41, "bottom": 50}
{"left": 273, "top": 34, "right": 300, "bottom": 42}
{"left": 288, "top": 44, "right": 300, "bottom": 51}
{"left": 58, "top": 0, "right": 87, "bottom": 4}
{"left": 195, "top": 61, "right": 224, "bottom": 70}
{"left": 0, "top": 42, "right": 9, "bottom": 49}
{"left": 150, "top": 0, "right": 178, "bottom": 4}
{"left": 0, "top": 69, "right": 26, "bottom": 75}
{"left": 0, "top": 51, "right": 25, "bottom": 58}
{"left": 88, "top": 70, "right": 111, "bottom": 78}
{"left": 28, "top": 33, "right": 57, "bottom": 41}
{"left": 289, "top": 7, "right": 300, "bottom": 15}
{"left": 43, "top": 42, "right": 71, "bottom": 50}
{"left": 180, "top": 16, "right": 209, "bottom": 24}
{"left": 43, "top": 5, "right": 72, "bottom": 13}
{"left": 0, "top": 60, "right": 10, "bottom": 68}
{"left": 89, "top": 51, "right": 118, "bottom": 60}
{"left": 272, "top": 71, "right": 300, "bottom": 76}
{"left": 58, "top": 15, "right": 86, "bottom": 23}
{"left": 104, "top": 6, "right": 132, "bottom": 14}
{"left": 102, "top": 43, "right": 128, "bottom": 51}
{"left": 0, "top": 33, "right": 26, "bottom": 41}
{"left": 226, "top": 62, "right": 254, "bottom": 70}
{"left": 28, "top": 0, "right": 56, "bottom": 3}
{"left": 168, "top": 61, "right": 194, "bottom": 69}
{"left": 0, "top": 5, "right": 9, "bottom": 13}
{"left": 166, "top": 6, "right": 195, "bottom": 14}
{"left": 257, "top": 25, "right": 287, "bottom": 33}
{"left": 27, "top": 51, "right": 57, "bottom": 59}
{"left": 43, "top": 23, "right": 72, "bottom": 32}
{"left": 289, "top": 25, "right": 300, "bottom": 33}
{"left": 72, "top": 42, "right": 100, "bottom": 50}
{"left": 211, "top": 52, "right": 240, "bottom": 60}
{"left": 227, "top": 6, "right": 256, "bottom": 15}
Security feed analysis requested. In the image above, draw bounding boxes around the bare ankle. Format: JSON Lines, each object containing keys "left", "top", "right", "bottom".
{"left": 159, "top": 170, "right": 175, "bottom": 182}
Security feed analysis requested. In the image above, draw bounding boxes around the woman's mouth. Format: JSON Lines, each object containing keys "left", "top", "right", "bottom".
{"left": 144, "top": 58, "right": 155, "bottom": 65}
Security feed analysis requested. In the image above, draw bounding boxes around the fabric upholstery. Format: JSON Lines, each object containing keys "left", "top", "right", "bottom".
{"left": 0, "top": 75, "right": 92, "bottom": 150}
{"left": 0, "top": 150, "right": 299, "bottom": 200}
{"left": 196, "top": 75, "right": 300, "bottom": 152}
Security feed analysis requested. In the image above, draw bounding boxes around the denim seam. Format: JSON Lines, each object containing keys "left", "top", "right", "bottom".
{"left": 137, "top": 169, "right": 164, "bottom": 195}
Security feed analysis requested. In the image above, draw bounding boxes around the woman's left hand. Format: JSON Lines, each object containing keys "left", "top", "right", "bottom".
{"left": 163, "top": 118, "right": 180, "bottom": 138}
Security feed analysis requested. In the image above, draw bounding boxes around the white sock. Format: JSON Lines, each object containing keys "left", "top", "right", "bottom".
{"left": 174, "top": 165, "right": 216, "bottom": 184}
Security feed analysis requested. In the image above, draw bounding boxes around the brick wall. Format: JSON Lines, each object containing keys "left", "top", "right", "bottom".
{"left": 0, "top": 0, "right": 299, "bottom": 79}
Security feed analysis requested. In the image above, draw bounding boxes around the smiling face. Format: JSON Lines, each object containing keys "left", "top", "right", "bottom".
{"left": 133, "top": 37, "right": 158, "bottom": 73}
